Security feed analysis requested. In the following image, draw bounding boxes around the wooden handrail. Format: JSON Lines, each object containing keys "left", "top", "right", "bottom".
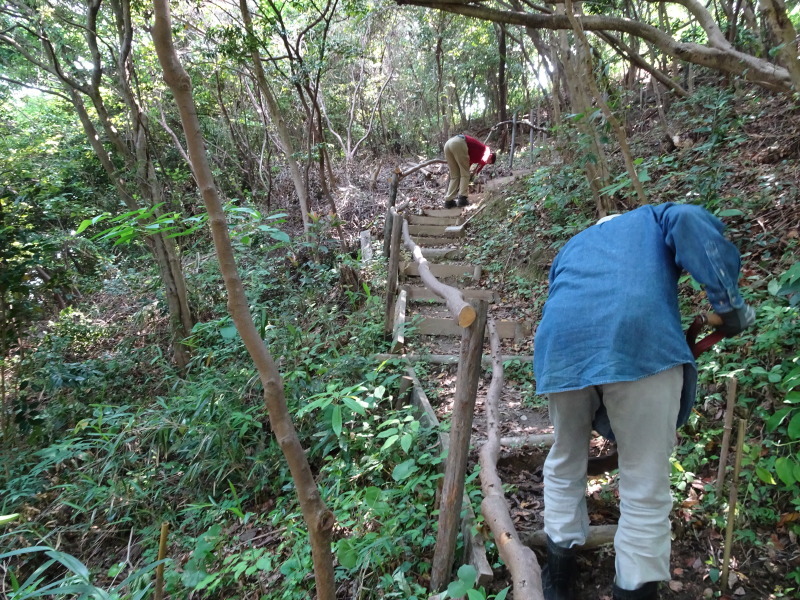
{"left": 399, "top": 214, "right": 476, "bottom": 328}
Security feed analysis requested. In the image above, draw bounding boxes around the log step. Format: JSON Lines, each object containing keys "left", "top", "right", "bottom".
{"left": 401, "top": 262, "right": 480, "bottom": 281}
{"left": 413, "top": 317, "right": 532, "bottom": 339}
{"left": 403, "top": 285, "right": 497, "bottom": 303}
{"left": 423, "top": 207, "right": 464, "bottom": 218}
{"left": 411, "top": 236, "right": 462, "bottom": 247}
{"left": 420, "top": 248, "right": 466, "bottom": 261}
{"left": 408, "top": 224, "right": 465, "bottom": 238}
{"left": 409, "top": 214, "right": 463, "bottom": 226}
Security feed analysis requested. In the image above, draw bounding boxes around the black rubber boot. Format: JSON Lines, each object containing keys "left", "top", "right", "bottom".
{"left": 457, "top": 195, "right": 469, "bottom": 207}
{"left": 612, "top": 581, "right": 659, "bottom": 600}
{"left": 444, "top": 199, "right": 456, "bottom": 209}
{"left": 542, "top": 537, "right": 577, "bottom": 600}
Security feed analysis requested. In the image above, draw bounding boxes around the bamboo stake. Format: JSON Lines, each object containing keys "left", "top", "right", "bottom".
{"left": 154, "top": 521, "right": 169, "bottom": 600}
{"left": 716, "top": 377, "right": 738, "bottom": 498}
{"left": 721, "top": 418, "right": 746, "bottom": 593}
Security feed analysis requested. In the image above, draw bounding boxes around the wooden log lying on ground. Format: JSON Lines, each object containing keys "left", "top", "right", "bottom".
{"left": 521, "top": 525, "right": 617, "bottom": 549}
{"left": 401, "top": 218, "right": 476, "bottom": 328}
{"left": 479, "top": 320, "right": 545, "bottom": 600}
{"left": 499, "top": 433, "right": 555, "bottom": 448}
{"left": 372, "top": 353, "right": 534, "bottom": 366}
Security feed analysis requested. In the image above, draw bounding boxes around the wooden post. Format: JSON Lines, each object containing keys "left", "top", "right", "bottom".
{"left": 716, "top": 377, "right": 738, "bottom": 498}
{"left": 389, "top": 168, "right": 400, "bottom": 207}
{"left": 384, "top": 211, "right": 403, "bottom": 334}
{"left": 721, "top": 418, "right": 746, "bottom": 593}
{"left": 430, "top": 300, "right": 489, "bottom": 592}
{"left": 509, "top": 112, "right": 517, "bottom": 169}
{"left": 382, "top": 169, "right": 401, "bottom": 256}
{"left": 529, "top": 108, "right": 535, "bottom": 166}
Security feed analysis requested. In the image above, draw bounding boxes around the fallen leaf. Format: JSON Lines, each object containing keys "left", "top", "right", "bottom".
{"left": 668, "top": 580, "right": 684, "bottom": 592}
{"left": 733, "top": 587, "right": 746, "bottom": 596}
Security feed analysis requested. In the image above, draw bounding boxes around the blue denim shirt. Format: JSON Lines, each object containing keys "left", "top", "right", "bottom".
{"left": 533, "top": 203, "right": 744, "bottom": 435}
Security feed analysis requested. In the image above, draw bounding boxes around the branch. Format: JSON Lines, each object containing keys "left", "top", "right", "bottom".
{"left": 392, "top": 1, "right": 792, "bottom": 90}
{"left": 399, "top": 158, "right": 447, "bottom": 178}
{"left": 479, "top": 320, "right": 544, "bottom": 600}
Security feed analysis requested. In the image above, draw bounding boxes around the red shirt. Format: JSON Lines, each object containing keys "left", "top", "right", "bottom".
{"left": 464, "top": 135, "right": 492, "bottom": 165}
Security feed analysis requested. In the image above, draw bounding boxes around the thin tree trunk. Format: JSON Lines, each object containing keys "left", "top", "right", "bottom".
{"left": 151, "top": 4, "right": 336, "bottom": 600}
{"left": 564, "top": 0, "right": 647, "bottom": 206}
{"left": 238, "top": 0, "right": 311, "bottom": 231}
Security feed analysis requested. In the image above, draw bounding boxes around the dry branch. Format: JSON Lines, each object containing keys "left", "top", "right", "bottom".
{"left": 479, "top": 320, "right": 545, "bottom": 600}
{"left": 522, "top": 525, "right": 617, "bottom": 549}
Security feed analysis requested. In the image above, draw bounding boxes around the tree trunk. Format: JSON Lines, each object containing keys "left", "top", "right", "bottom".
{"left": 238, "top": 0, "right": 311, "bottom": 231}
{"left": 151, "top": 4, "right": 336, "bottom": 600}
{"left": 496, "top": 23, "right": 509, "bottom": 149}
{"left": 564, "top": 0, "right": 647, "bottom": 206}
{"left": 758, "top": 0, "right": 800, "bottom": 90}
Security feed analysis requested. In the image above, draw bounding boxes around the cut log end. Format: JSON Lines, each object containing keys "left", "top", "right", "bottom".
{"left": 458, "top": 305, "right": 477, "bottom": 328}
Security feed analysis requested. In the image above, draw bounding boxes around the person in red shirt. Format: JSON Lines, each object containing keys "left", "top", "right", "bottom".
{"left": 443, "top": 134, "right": 496, "bottom": 208}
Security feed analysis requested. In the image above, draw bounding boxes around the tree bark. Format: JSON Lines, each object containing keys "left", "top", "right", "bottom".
{"left": 757, "top": 0, "right": 800, "bottom": 90}
{"left": 150, "top": 4, "right": 336, "bottom": 600}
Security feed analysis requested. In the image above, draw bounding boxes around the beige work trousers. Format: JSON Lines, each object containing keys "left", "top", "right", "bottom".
{"left": 444, "top": 135, "right": 470, "bottom": 201}
{"left": 543, "top": 365, "right": 683, "bottom": 591}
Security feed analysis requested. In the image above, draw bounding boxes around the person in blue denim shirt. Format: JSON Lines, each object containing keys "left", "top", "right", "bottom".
{"left": 533, "top": 203, "right": 755, "bottom": 600}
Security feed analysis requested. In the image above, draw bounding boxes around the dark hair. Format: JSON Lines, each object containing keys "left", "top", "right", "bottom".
{"left": 489, "top": 152, "right": 497, "bottom": 164}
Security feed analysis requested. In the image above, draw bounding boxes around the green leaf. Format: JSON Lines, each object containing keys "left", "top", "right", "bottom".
{"left": 768, "top": 279, "right": 781, "bottom": 296}
{"left": 336, "top": 539, "right": 359, "bottom": 569}
{"left": 775, "top": 457, "right": 796, "bottom": 486}
{"left": 466, "top": 590, "right": 484, "bottom": 600}
{"left": 788, "top": 411, "right": 800, "bottom": 440}
{"left": 380, "top": 434, "right": 399, "bottom": 451}
{"left": 755, "top": 466, "right": 776, "bottom": 485}
{"left": 0, "top": 513, "right": 19, "bottom": 525}
{"left": 446, "top": 580, "right": 469, "bottom": 598}
{"left": 392, "top": 459, "right": 418, "bottom": 481}
{"left": 364, "top": 487, "right": 382, "bottom": 508}
{"left": 457, "top": 564, "right": 477, "bottom": 589}
{"left": 766, "top": 407, "right": 792, "bottom": 432}
{"left": 717, "top": 209, "right": 744, "bottom": 217}
{"left": 400, "top": 433, "right": 412, "bottom": 453}
{"left": 494, "top": 587, "right": 511, "bottom": 600}
{"left": 220, "top": 326, "right": 238, "bottom": 340}
{"left": 331, "top": 405, "right": 342, "bottom": 437}
{"left": 341, "top": 396, "right": 367, "bottom": 416}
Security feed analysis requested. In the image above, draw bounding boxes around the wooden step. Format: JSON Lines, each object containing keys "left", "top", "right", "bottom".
{"left": 411, "top": 236, "right": 462, "bottom": 247}
{"left": 408, "top": 224, "right": 465, "bottom": 238}
{"left": 423, "top": 207, "right": 464, "bottom": 218}
{"left": 413, "top": 317, "right": 532, "bottom": 340}
{"left": 403, "top": 285, "right": 498, "bottom": 303}
{"left": 409, "top": 215, "right": 463, "bottom": 226}
{"left": 420, "top": 248, "right": 465, "bottom": 261}
{"left": 401, "top": 262, "right": 480, "bottom": 281}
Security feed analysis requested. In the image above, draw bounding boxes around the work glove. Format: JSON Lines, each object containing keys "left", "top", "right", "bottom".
{"left": 717, "top": 304, "right": 755, "bottom": 337}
